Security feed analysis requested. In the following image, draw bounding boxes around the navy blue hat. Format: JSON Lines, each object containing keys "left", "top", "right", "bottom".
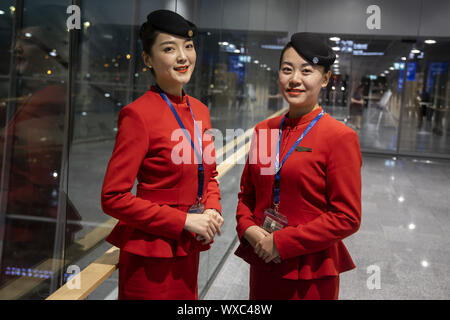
{"left": 145, "top": 10, "right": 197, "bottom": 38}
{"left": 289, "top": 32, "right": 336, "bottom": 68}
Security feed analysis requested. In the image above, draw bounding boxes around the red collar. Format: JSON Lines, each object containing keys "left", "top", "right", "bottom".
{"left": 283, "top": 106, "right": 324, "bottom": 129}
{"left": 149, "top": 85, "right": 188, "bottom": 105}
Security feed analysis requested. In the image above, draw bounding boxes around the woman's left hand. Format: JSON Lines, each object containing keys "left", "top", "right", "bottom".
{"left": 196, "top": 209, "right": 224, "bottom": 244}
{"left": 254, "top": 233, "right": 280, "bottom": 263}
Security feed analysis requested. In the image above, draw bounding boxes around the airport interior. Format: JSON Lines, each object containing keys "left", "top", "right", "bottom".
{"left": 0, "top": 0, "right": 449, "bottom": 300}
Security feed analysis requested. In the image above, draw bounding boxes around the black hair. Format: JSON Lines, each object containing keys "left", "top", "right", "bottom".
{"left": 279, "top": 42, "right": 330, "bottom": 74}
{"left": 139, "top": 20, "right": 160, "bottom": 76}
{"left": 139, "top": 20, "right": 160, "bottom": 56}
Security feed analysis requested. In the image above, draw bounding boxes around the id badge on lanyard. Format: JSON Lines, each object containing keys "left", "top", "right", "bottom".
{"left": 261, "top": 205, "right": 288, "bottom": 233}
{"left": 260, "top": 110, "right": 324, "bottom": 233}
{"left": 156, "top": 85, "right": 205, "bottom": 214}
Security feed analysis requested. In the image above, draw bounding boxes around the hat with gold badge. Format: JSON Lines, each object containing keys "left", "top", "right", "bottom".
{"left": 289, "top": 32, "right": 336, "bottom": 69}
{"left": 146, "top": 9, "right": 197, "bottom": 38}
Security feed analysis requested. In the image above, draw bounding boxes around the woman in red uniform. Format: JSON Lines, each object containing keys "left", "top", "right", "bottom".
{"left": 101, "top": 10, "right": 223, "bottom": 300}
{"left": 235, "top": 33, "right": 362, "bottom": 300}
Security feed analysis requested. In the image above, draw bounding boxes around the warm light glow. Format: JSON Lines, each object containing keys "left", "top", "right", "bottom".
{"left": 9, "top": 6, "right": 15, "bottom": 12}
{"left": 126, "top": 54, "right": 131, "bottom": 60}
{"left": 424, "top": 39, "right": 436, "bottom": 44}
{"left": 401, "top": 57, "right": 407, "bottom": 61}
{"left": 411, "top": 49, "right": 420, "bottom": 54}
{"left": 84, "top": 21, "right": 91, "bottom": 28}
{"left": 332, "top": 47, "right": 340, "bottom": 51}
{"left": 329, "top": 37, "right": 340, "bottom": 42}
{"left": 46, "top": 70, "right": 52, "bottom": 75}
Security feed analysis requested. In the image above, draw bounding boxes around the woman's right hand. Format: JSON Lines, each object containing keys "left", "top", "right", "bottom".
{"left": 184, "top": 213, "right": 222, "bottom": 244}
{"left": 243, "top": 226, "right": 281, "bottom": 263}
{"left": 243, "top": 225, "right": 270, "bottom": 248}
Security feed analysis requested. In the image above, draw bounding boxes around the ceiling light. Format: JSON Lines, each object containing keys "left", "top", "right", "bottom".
{"left": 401, "top": 57, "right": 407, "bottom": 61}
{"left": 329, "top": 37, "right": 340, "bottom": 42}
{"left": 332, "top": 47, "right": 340, "bottom": 51}
{"left": 424, "top": 39, "right": 436, "bottom": 44}
{"left": 411, "top": 49, "right": 420, "bottom": 54}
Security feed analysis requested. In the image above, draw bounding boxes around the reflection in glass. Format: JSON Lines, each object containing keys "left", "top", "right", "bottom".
{"left": 0, "top": 1, "right": 74, "bottom": 299}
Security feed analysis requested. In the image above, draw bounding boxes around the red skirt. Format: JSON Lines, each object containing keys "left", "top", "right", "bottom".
{"left": 249, "top": 265, "right": 339, "bottom": 300}
{"left": 118, "top": 249, "right": 200, "bottom": 300}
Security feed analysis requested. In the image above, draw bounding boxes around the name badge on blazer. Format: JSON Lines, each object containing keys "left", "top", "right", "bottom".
{"left": 295, "top": 146, "right": 312, "bottom": 152}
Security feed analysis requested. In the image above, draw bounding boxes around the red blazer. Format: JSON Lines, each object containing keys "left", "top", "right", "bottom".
{"left": 235, "top": 107, "right": 362, "bottom": 280}
{"left": 101, "top": 86, "right": 221, "bottom": 258}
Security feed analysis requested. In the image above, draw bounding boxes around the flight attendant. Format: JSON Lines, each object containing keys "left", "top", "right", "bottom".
{"left": 235, "top": 33, "right": 362, "bottom": 300}
{"left": 101, "top": 10, "right": 223, "bottom": 300}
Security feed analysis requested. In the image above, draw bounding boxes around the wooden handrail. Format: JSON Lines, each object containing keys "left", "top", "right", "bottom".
{"left": 0, "top": 217, "right": 117, "bottom": 300}
{"left": 46, "top": 246, "right": 119, "bottom": 300}
{"left": 45, "top": 107, "right": 288, "bottom": 300}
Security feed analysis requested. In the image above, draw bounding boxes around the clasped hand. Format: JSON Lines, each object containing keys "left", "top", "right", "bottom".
{"left": 184, "top": 209, "right": 224, "bottom": 245}
{"left": 244, "top": 226, "right": 281, "bottom": 264}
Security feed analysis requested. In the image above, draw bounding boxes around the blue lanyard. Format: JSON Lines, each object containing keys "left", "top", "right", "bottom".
{"left": 273, "top": 110, "right": 325, "bottom": 206}
{"left": 155, "top": 85, "right": 204, "bottom": 200}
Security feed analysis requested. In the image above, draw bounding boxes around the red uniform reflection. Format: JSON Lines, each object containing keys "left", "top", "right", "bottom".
{"left": 0, "top": 20, "right": 81, "bottom": 294}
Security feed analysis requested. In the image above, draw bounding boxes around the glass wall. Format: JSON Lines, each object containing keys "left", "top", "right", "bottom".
{"left": 319, "top": 35, "right": 450, "bottom": 157}
{"left": 0, "top": 0, "right": 71, "bottom": 299}
{"left": 0, "top": 0, "right": 449, "bottom": 300}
